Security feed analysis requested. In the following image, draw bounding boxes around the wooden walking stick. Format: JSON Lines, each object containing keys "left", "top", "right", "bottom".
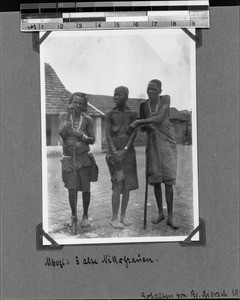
{"left": 129, "top": 122, "right": 149, "bottom": 230}
{"left": 72, "top": 109, "right": 78, "bottom": 235}
{"left": 144, "top": 134, "right": 150, "bottom": 229}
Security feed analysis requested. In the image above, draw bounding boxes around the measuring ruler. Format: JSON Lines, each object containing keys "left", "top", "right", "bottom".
{"left": 21, "top": 1, "right": 210, "bottom": 31}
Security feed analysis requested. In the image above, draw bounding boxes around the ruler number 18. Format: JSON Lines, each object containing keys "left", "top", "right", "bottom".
{"left": 171, "top": 21, "right": 177, "bottom": 26}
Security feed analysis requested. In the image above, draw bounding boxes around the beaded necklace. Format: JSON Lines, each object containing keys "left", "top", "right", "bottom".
{"left": 149, "top": 96, "right": 160, "bottom": 117}
{"left": 70, "top": 113, "right": 83, "bottom": 130}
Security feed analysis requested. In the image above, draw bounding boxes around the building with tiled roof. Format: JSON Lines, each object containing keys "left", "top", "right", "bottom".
{"left": 45, "top": 63, "right": 71, "bottom": 114}
{"left": 44, "top": 62, "right": 191, "bottom": 148}
{"left": 45, "top": 63, "right": 104, "bottom": 117}
{"left": 85, "top": 93, "right": 142, "bottom": 114}
{"left": 45, "top": 63, "right": 104, "bottom": 151}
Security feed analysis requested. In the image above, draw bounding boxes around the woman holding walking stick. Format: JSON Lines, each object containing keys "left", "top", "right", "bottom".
{"left": 59, "top": 92, "right": 96, "bottom": 229}
{"left": 130, "top": 79, "right": 179, "bottom": 229}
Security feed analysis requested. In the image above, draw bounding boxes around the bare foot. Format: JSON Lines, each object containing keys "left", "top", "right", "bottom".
{"left": 66, "top": 216, "right": 77, "bottom": 227}
{"left": 80, "top": 217, "right": 90, "bottom": 228}
{"left": 166, "top": 216, "right": 180, "bottom": 229}
{"left": 120, "top": 217, "right": 132, "bottom": 226}
{"left": 110, "top": 220, "right": 124, "bottom": 229}
{"left": 151, "top": 213, "right": 165, "bottom": 224}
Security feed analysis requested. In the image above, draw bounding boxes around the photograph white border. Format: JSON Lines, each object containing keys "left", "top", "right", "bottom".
{"left": 40, "top": 28, "right": 199, "bottom": 245}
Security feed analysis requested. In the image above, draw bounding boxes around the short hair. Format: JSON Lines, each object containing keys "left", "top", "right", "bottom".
{"left": 148, "top": 79, "right": 162, "bottom": 91}
{"left": 114, "top": 86, "right": 129, "bottom": 98}
{"left": 69, "top": 92, "right": 88, "bottom": 112}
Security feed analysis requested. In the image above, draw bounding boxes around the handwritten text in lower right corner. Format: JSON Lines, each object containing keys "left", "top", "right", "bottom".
{"left": 140, "top": 288, "right": 239, "bottom": 299}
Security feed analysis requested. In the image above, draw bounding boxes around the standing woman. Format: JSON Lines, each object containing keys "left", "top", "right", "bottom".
{"left": 105, "top": 86, "right": 139, "bottom": 229}
{"left": 130, "top": 79, "right": 179, "bottom": 229}
{"left": 59, "top": 92, "right": 95, "bottom": 228}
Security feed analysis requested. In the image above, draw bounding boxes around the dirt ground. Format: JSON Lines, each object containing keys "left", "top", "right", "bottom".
{"left": 46, "top": 145, "right": 196, "bottom": 242}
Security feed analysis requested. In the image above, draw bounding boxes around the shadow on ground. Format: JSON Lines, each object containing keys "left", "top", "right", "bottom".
{"left": 46, "top": 146, "right": 196, "bottom": 242}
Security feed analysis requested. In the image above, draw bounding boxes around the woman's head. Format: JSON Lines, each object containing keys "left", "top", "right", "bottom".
{"left": 114, "top": 86, "right": 129, "bottom": 107}
{"left": 147, "top": 79, "right": 162, "bottom": 99}
{"left": 69, "top": 92, "right": 88, "bottom": 112}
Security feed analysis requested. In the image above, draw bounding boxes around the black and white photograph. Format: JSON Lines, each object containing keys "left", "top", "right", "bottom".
{"left": 2, "top": 3, "right": 239, "bottom": 299}
{"left": 40, "top": 29, "right": 199, "bottom": 245}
